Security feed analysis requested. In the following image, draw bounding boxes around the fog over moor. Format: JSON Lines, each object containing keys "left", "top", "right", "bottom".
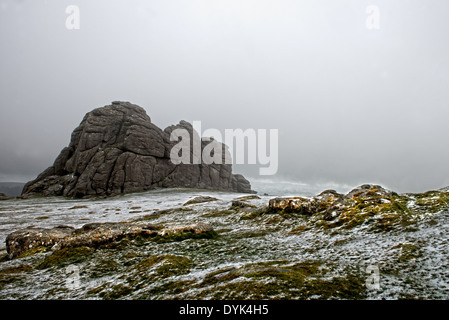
{"left": 1, "top": 0, "right": 449, "bottom": 193}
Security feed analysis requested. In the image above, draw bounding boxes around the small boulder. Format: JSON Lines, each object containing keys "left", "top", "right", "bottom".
{"left": 236, "top": 195, "right": 261, "bottom": 201}
{"left": 5, "top": 226, "right": 76, "bottom": 259}
{"left": 345, "top": 184, "right": 394, "bottom": 199}
{"left": 268, "top": 197, "right": 317, "bottom": 215}
{"left": 183, "top": 196, "right": 218, "bottom": 206}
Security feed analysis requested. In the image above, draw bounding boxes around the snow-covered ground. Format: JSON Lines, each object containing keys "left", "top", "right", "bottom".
{"left": 1, "top": 187, "right": 449, "bottom": 299}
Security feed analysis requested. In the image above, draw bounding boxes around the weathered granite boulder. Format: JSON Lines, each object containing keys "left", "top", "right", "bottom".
{"left": 269, "top": 196, "right": 308, "bottom": 211}
{"left": 345, "top": 184, "right": 394, "bottom": 199}
{"left": 183, "top": 196, "right": 218, "bottom": 206}
{"left": 267, "top": 184, "right": 449, "bottom": 231}
{"left": 22, "top": 101, "right": 254, "bottom": 198}
{"left": 268, "top": 184, "right": 394, "bottom": 216}
{"left": 236, "top": 195, "right": 261, "bottom": 201}
{"left": 5, "top": 221, "right": 215, "bottom": 259}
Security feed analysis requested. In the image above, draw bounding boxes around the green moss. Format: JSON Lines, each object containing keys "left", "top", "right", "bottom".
{"left": 271, "top": 191, "right": 434, "bottom": 232}
{"left": 94, "top": 254, "right": 195, "bottom": 298}
{"left": 288, "top": 223, "right": 312, "bottom": 234}
{"left": 208, "top": 280, "right": 289, "bottom": 299}
{"left": 36, "top": 246, "right": 94, "bottom": 269}
{"left": 414, "top": 191, "right": 449, "bottom": 213}
{"left": 0, "top": 264, "right": 33, "bottom": 274}
{"left": 242, "top": 260, "right": 322, "bottom": 285}
{"left": 18, "top": 246, "right": 49, "bottom": 258}
{"left": 240, "top": 210, "right": 264, "bottom": 220}
{"left": 196, "top": 260, "right": 366, "bottom": 300}
{"left": 90, "top": 258, "right": 121, "bottom": 278}
{"left": 150, "top": 230, "right": 218, "bottom": 243}
{"left": 96, "top": 225, "right": 217, "bottom": 249}
{"left": 142, "top": 279, "right": 196, "bottom": 297}
{"left": 201, "top": 209, "right": 235, "bottom": 218}
{"left": 101, "top": 284, "right": 134, "bottom": 300}
{"left": 0, "top": 274, "right": 25, "bottom": 290}
{"left": 312, "top": 193, "right": 420, "bottom": 231}
{"left": 132, "top": 254, "right": 193, "bottom": 278}
{"left": 0, "top": 265, "right": 34, "bottom": 291}
{"left": 249, "top": 207, "right": 304, "bottom": 223}
{"left": 201, "top": 267, "right": 241, "bottom": 286}
{"left": 86, "top": 282, "right": 108, "bottom": 296}
{"left": 301, "top": 274, "right": 367, "bottom": 299}
{"left": 395, "top": 243, "right": 422, "bottom": 262}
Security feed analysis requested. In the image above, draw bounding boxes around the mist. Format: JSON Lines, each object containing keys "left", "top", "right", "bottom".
{"left": 1, "top": 0, "right": 449, "bottom": 193}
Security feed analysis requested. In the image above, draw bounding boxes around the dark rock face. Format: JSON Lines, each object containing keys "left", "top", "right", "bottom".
{"left": 22, "top": 102, "right": 254, "bottom": 197}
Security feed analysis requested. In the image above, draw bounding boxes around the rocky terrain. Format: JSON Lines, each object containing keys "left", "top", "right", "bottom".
{"left": 1, "top": 184, "right": 449, "bottom": 299}
{"left": 5, "top": 221, "right": 216, "bottom": 260}
{"left": 21, "top": 101, "right": 254, "bottom": 198}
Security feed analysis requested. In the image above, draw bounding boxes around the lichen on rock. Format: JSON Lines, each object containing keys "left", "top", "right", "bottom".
{"left": 268, "top": 184, "right": 449, "bottom": 231}
{"left": 5, "top": 221, "right": 216, "bottom": 260}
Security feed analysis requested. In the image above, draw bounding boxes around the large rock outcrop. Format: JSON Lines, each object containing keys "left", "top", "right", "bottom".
{"left": 22, "top": 101, "right": 254, "bottom": 198}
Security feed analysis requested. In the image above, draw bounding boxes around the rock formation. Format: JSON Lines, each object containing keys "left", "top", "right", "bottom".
{"left": 268, "top": 184, "right": 394, "bottom": 216}
{"left": 6, "top": 221, "right": 215, "bottom": 259}
{"left": 268, "top": 183, "right": 449, "bottom": 230}
{"left": 22, "top": 101, "right": 254, "bottom": 198}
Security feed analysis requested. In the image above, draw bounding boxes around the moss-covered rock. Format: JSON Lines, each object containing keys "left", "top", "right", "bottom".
{"left": 90, "top": 258, "right": 121, "bottom": 278}
{"left": 394, "top": 243, "right": 422, "bottom": 262}
{"left": 266, "top": 184, "right": 449, "bottom": 232}
{"left": 183, "top": 196, "right": 218, "bottom": 206}
{"left": 36, "top": 246, "right": 94, "bottom": 269}
{"left": 195, "top": 260, "right": 366, "bottom": 299}
{"left": 132, "top": 254, "right": 193, "bottom": 277}
{"left": 6, "top": 221, "right": 216, "bottom": 259}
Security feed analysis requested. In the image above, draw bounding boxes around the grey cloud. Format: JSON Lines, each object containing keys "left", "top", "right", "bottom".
{"left": 1, "top": 0, "right": 448, "bottom": 193}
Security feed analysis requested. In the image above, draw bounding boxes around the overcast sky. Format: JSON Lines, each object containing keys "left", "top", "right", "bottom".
{"left": 1, "top": 0, "right": 449, "bottom": 193}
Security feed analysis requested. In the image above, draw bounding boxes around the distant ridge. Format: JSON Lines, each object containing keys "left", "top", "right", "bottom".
{"left": 0, "top": 182, "right": 25, "bottom": 197}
